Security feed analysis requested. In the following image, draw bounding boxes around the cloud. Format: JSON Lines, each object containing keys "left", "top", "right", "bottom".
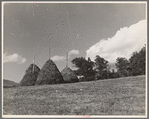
{"left": 51, "top": 49, "right": 79, "bottom": 62}
{"left": 51, "top": 55, "right": 66, "bottom": 61}
{"left": 86, "top": 19, "right": 147, "bottom": 63}
{"left": 3, "top": 53, "right": 26, "bottom": 64}
{"left": 68, "top": 49, "right": 79, "bottom": 56}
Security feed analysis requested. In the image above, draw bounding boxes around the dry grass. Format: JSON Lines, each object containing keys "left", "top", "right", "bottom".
{"left": 35, "top": 59, "right": 64, "bottom": 85}
{"left": 3, "top": 75, "right": 146, "bottom": 115}
{"left": 20, "top": 64, "right": 40, "bottom": 86}
{"left": 61, "top": 66, "right": 79, "bottom": 83}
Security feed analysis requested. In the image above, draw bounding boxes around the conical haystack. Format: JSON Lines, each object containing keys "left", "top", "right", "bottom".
{"left": 35, "top": 59, "right": 64, "bottom": 85}
{"left": 61, "top": 66, "right": 79, "bottom": 83}
{"left": 20, "top": 64, "right": 40, "bottom": 86}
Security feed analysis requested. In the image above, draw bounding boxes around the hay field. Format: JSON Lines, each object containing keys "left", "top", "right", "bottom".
{"left": 3, "top": 75, "right": 146, "bottom": 115}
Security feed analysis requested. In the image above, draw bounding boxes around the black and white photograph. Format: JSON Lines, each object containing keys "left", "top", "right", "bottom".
{"left": 2, "top": 1, "right": 147, "bottom": 118}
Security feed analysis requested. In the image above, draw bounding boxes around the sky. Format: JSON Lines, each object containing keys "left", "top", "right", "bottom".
{"left": 3, "top": 2, "right": 147, "bottom": 83}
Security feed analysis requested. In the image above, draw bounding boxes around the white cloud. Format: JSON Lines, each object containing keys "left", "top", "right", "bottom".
{"left": 86, "top": 19, "right": 147, "bottom": 63}
{"left": 51, "top": 49, "right": 79, "bottom": 62}
{"left": 68, "top": 49, "right": 79, "bottom": 56}
{"left": 51, "top": 55, "right": 66, "bottom": 61}
{"left": 3, "top": 53, "right": 26, "bottom": 64}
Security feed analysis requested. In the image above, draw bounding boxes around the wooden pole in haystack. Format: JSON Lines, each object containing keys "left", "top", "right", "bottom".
{"left": 66, "top": 9, "right": 73, "bottom": 68}
{"left": 66, "top": 51, "right": 68, "bottom": 67}
{"left": 33, "top": 54, "right": 35, "bottom": 73}
{"left": 49, "top": 47, "right": 51, "bottom": 59}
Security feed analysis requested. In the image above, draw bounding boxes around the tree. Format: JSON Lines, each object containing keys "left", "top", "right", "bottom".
{"left": 71, "top": 57, "right": 95, "bottom": 81}
{"left": 86, "top": 57, "right": 95, "bottom": 80}
{"left": 129, "top": 45, "right": 146, "bottom": 76}
{"left": 94, "top": 55, "right": 109, "bottom": 79}
{"left": 109, "top": 69, "right": 117, "bottom": 79}
{"left": 115, "top": 57, "right": 129, "bottom": 77}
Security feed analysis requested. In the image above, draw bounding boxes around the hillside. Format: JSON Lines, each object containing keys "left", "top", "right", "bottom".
{"left": 3, "top": 79, "right": 19, "bottom": 88}
{"left": 3, "top": 75, "right": 146, "bottom": 116}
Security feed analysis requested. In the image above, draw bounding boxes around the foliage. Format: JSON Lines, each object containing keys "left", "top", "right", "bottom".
{"left": 108, "top": 69, "right": 117, "bottom": 79}
{"left": 129, "top": 45, "right": 146, "bottom": 76}
{"left": 94, "top": 55, "right": 109, "bottom": 79}
{"left": 115, "top": 45, "right": 146, "bottom": 77}
{"left": 115, "top": 57, "right": 129, "bottom": 77}
{"left": 71, "top": 57, "right": 95, "bottom": 81}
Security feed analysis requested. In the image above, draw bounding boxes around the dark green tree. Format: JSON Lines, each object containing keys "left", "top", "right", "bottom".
{"left": 94, "top": 55, "right": 109, "bottom": 79}
{"left": 109, "top": 69, "right": 117, "bottom": 78}
{"left": 71, "top": 57, "right": 95, "bottom": 81}
{"left": 129, "top": 45, "right": 146, "bottom": 76}
{"left": 115, "top": 57, "right": 129, "bottom": 77}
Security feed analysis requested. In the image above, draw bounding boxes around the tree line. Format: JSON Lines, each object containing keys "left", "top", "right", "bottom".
{"left": 72, "top": 45, "right": 146, "bottom": 81}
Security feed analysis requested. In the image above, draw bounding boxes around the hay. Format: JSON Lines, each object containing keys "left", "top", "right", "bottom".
{"left": 20, "top": 64, "right": 40, "bottom": 86}
{"left": 61, "top": 66, "right": 79, "bottom": 83}
{"left": 35, "top": 59, "right": 64, "bottom": 85}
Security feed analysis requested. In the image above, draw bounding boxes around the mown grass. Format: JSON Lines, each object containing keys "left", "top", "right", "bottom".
{"left": 3, "top": 75, "right": 146, "bottom": 115}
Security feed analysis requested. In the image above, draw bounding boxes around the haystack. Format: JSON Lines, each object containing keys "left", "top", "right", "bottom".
{"left": 20, "top": 64, "right": 40, "bottom": 86}
{"left": 61, "top": 66, "right": 79, "bottom": 83}
{"left": 35, "top": 59, "right": 64, "bottom": 85}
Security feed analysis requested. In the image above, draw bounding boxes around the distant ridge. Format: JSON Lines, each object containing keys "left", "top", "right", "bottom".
{"left": 3, "top": 79, "right": 19, "bottom": 88}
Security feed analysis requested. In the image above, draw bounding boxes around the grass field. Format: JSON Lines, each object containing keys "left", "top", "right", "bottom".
{"left": 3, "top": 75, "right": 146, "bottom": 115}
